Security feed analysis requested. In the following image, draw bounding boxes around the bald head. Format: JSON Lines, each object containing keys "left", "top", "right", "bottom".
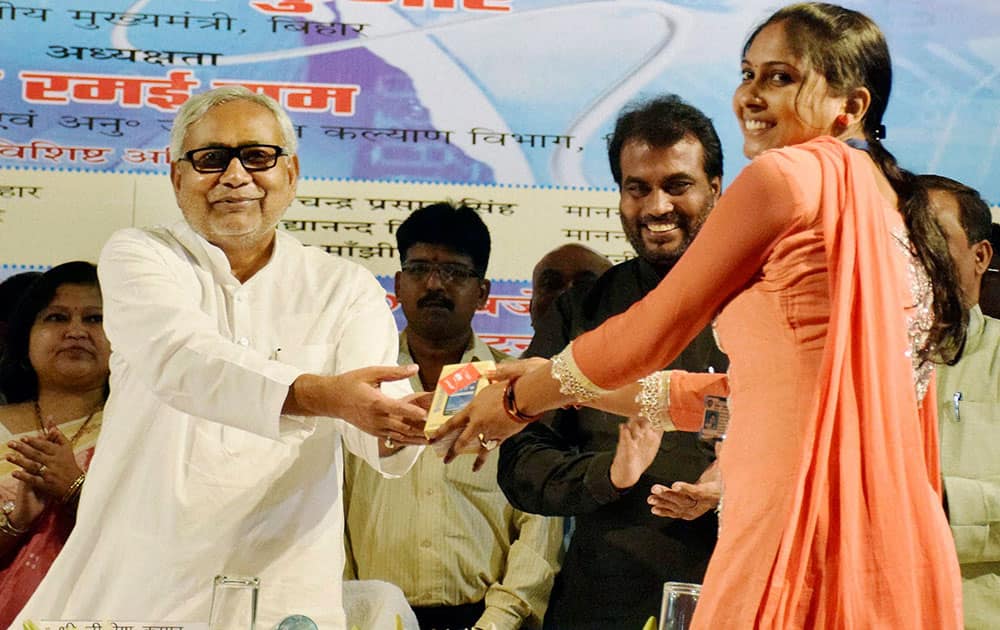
{"left": 530, "top": 244, "right": 613, "bottom": 326}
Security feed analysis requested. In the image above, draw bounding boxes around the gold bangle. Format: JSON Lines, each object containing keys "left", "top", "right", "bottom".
{"left": 61, "top": 472, "right": 86, "bottom": 504}
{"left": 502, "top": 379, "right": 542, "bottom": 424}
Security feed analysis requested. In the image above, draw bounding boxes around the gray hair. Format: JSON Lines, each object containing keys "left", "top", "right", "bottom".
{"left": 169, "top": 86, "right": 298, "bottom": 160}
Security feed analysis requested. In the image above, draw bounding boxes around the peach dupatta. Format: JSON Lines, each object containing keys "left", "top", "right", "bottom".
{"left": 753, "top": 142, "right": 961, "bottom": 628}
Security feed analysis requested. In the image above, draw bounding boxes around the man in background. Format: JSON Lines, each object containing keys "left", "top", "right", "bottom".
{"left": 345, "top": 202, "right": 562, "bottom": 630}
{"left": 498, "top": 95, "right": 728, "bottom": 629}
{"left": 921, "top": 174, "right": 1000, "bottom": 629}
{"left": 529, "top": 244, "right": 611, "bottom": 328}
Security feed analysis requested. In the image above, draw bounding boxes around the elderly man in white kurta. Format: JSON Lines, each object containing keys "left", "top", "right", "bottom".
{"left": 11, "top": 87, "right": 429, "bottom": 629}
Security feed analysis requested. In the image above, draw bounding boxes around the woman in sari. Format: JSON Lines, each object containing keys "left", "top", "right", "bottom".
{"left": 0, "top": 261, "right": 109, "bottom": 625}
{"left": 438, "top": 3, "right": 966, "bottom": 628}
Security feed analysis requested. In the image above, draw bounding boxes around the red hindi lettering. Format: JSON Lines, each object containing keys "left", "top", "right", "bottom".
{"left": 250, "top": 1, "right": 314, "bottom": 14}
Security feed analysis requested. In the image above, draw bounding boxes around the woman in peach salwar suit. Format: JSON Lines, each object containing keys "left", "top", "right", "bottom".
{"left": 437, "top": 3, "right": 967, "bottom": 628}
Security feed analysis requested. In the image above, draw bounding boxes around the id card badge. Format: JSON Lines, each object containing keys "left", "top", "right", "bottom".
{"left": 699, "top": 395, "right": 729, "bottom": 443}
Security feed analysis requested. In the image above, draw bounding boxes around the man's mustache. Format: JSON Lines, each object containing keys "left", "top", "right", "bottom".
{"left": 417, "top": 293, "right": 454, "bottom": 309}
{"left": 641, "top": 211, "right": 687, "bottom": 228}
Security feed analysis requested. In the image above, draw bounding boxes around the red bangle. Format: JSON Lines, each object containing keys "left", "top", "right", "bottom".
{"left": 502, "top": 378, "right": 542, "bottom": 424}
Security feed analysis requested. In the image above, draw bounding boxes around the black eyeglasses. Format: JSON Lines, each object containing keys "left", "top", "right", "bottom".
{"left": 179, "top": 144, "right": 287, "bottom": 173}
{"left": 401, "top": 261, "right": 481, "bottom": 284}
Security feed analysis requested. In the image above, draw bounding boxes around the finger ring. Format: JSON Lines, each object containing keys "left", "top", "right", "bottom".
{"left": 478, "top": 433, "right": 499, "bottom": 451}
{"left": 383, "top": 435, "right": 394, "bottom": 449}
{"left": 37, "top": 464, "right": 47, "bottom": 476}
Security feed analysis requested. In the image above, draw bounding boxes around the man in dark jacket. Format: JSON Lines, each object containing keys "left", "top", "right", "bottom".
{"left": 498, "top": 95, "right": 728, "bottom": 629}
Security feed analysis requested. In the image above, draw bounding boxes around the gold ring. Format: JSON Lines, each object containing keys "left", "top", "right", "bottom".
{"left": 383, "top": 435, "right": 394, "bottom": 449}
{"left": 37, "top": 464, "right": 47, "bottom": 476}
{"left": 478, "top": 433, "right": 499, "bottom": 451}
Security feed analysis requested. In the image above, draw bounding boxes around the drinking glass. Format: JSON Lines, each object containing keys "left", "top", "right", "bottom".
{"left": 208, "top": 574, "right": 259, "bottom": 630}
{"left": 274, "top": 615, "right": 318, "bottom": 630}
{"left": 658, "top": 581, "right": 701, "bottom": 630}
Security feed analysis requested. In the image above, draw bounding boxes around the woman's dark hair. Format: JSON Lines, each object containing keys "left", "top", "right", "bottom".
{"left": 0, "top": 261, "right": 102, "bottom": 403}
{"left": 0, "top": 271, "right": 42, "bottom": 323}
{"left": 745, "top": 2, "right": 966, "bottom": 362}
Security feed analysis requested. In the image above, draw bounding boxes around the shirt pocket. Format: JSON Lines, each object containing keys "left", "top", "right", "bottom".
{"left": 274, "top": 313, "right": 327, "bottom": 348}
{"left": 943, "top": 400, "right": 1000, "bottom": 479}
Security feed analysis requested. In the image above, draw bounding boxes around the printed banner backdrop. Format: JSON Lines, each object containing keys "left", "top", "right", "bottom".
{"left": 2, "top": 0, "right": 1000, "bottom": 346}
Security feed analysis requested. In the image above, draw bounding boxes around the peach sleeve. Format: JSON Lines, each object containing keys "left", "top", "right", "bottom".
{"left": 572, "top": 149, "right": 819, "bottom": 390}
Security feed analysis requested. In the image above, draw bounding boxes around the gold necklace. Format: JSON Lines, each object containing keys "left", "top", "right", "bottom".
{"left": 33, "top": 401, "right": 100, "bottom": 448}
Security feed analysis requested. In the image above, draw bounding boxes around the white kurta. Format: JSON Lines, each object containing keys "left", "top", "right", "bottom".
{"left": 12, "top": 221, "right": 419, "bottom": 630}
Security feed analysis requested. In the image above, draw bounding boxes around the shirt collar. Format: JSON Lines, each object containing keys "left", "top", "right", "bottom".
{"left": 636, "top": 256, "right": 669, "bottom": 288}
{"left": 168, "top": 220, "right": 289, "bottom": 287}
{"left": 398, "top": 330, "right": 491, "bottom": 392}
{"left": 965, "top": 304, "right": 986, "bottom": 351}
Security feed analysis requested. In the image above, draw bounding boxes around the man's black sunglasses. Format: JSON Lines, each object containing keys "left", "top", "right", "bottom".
{"left": 179, "top": 144, "right": 287, "bottom": 173}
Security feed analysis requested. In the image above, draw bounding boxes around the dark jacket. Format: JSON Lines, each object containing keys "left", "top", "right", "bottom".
{"left": 498, "top": 257, "right": 728, "bottom": 630}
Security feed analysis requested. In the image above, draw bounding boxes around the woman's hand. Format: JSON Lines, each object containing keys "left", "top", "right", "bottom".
{"left": 432, "top": 357, "right": 573, "bottom": 472}
{"left": 0, "top": 479, "right": 45, "bottom": 558}
{"left": 7, "top": 424, "right": 83, "bottom": 500}
{"left": 11, "top": 475, "right": 47, "bottom": 528}
{"left": 431, "top": 357, "right": 549, "bottom": 471}
{"left": 431, "top": 380, "right": 527, "bottom": 472}
{"left": 487, "top": 357, "right": 550, "bottom": 383}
